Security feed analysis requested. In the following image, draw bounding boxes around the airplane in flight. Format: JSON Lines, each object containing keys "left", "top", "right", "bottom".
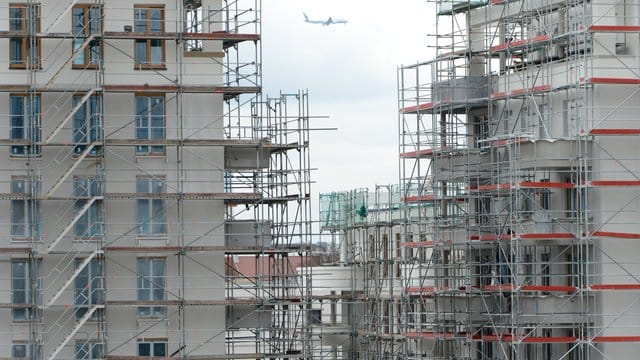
{"left": 303, "top": 12, "right": 348, "bottom": 26}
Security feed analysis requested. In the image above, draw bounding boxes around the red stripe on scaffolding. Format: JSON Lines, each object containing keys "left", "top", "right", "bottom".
{"left": 511, "top": 84, "right": 552, "bottom": 96}
{"left": 477, "top": 183, "right": 513, "bottom": 191}
{"left": 588, "top": 25, "right": 640, "bottom": 32}
{"left": 590, "top": 336, "right": 640, "bottom": 343}
{"left": 400, "top": 148, "right": 435, "bottom": 158}
{"left": 589, "top": 180, "right": 640, "bottom": 186}
{"left": 519, "top": 233, "right": 575, "bottom": 239}
{"left": 591, "top": 231, "right": 640, "bottom": 239}
{"left": 400, "top": 241, "right": 444, "bottom": 248}
{"left": 402, "top": 195, "right": 436, "bottom": 203}
{"left": 587, "top": 77, "right": 640, "bottom": 85}
{"left": 406, "top": 286, "right": 448, "bottom": 294}
{"left": 400, "top": 102, "right": 434, "bottom": 114}
{"left": 471, "top": 334, "right": 578, "bottom": 343}
{"left": 489, "top": 35, "right": 551, "bottom": 52}
{"left": 482, "top": 284, "right": 516, "bottom": 291}
{"left": 521, "top": 285, "right": 578, "bottom": 292}
{"left": 589, "top": 128, "right": 640, "bottom": 135}
{"left": 469, "top": 234, "right": 514, "bottom": 241}
{"left": 590, "top": 284, "right": 640, "bottom": 290}
{"left": 492, "top": 137, "right": 530, "bottom": 146}
{"left": 405, "top": 331, "right": 457, "bottom": 340}
{"left": 520, "top": 181, "right": 575, "bottom": 189}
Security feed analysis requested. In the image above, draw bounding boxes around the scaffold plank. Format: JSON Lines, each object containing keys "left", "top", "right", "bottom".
{"left": 591, "top": 231, "right": 640, "bottom": 239}
{"left": 520, "top": 181, "right": 575, "bottom": 189}
{"left": 590, "top": 336, "right": 640, "bottom": 343}
{"left": 588, "top": 25, "right": 640, "bottom": 33}
{"left": 489, "top": 34, "right": 551, "bottom": 52}
{"left": 587, "top": 77, "right": 640, "bottom": 85}
{"left": 589, "top": 180, "right": 640, "bottom": 187}
{"left": 519, "top": 233, "right": 575, "bottom": 239}
{"left": 589, "top": 128, "right": 640, "bottom": 135}
{"left": 400, "top": 148, "right": 435, "bottom": 158}
{"left": 399, "top": 102, "right": 435, "bottom": 114}
{"left": 589, "top": 284, "right": 640, "bottom": 290}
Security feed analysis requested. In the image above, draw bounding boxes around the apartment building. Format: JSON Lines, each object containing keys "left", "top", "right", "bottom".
{"left": 0, "top": 1, "right": 313, "bottom": 359}
{"left": 397, "top": 0, "right": 640, "bottom": 358}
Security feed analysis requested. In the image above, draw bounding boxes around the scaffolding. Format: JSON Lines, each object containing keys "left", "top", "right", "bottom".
{"left": 0, "top": 0, "right": 313, "bottom": 359}
{"left": 316, "top": 186, "right": 409, "bottom": 359}
{"left": 398, "top": 0, "right": 640, "bottom": 358}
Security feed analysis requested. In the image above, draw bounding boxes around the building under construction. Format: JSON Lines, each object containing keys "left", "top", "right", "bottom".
{"left": 0, "top": 0, "right": 314, "bottom": 359}
{"left": 316, "top": 0, "right": 640, "bottom": 358}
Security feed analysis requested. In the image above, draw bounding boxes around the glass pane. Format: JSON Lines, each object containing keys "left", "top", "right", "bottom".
{"left": 10, "top": 97, "right": 24, "bottom": 140}
{"left": 91, "top": 343, "right": 103, "bottom": 359}
{"left": 72, "top": 7, "right": 84, "bottom": 35}
{"left": 134, "top": 9, "right": 146, "bottom": 32}
{"left": 73, "top": 96, "right": 87, "bottom": 142}
{"left": 135, "top": 40, "right": 147, "bottom": 64}
{"left": 153, "top": 342, "right": 166, "bottom": 357}
{"left": 152, "top": 179, "right": 164, "bottom": 193}
{"left": 89, "top": 7, "right": 101, "bottom": 33}
{"left": 12, "top": 200, "right": 26, "bottom": 236}
{"left": 10, "top": 7, "right": 23, "bottom": 30}
{"left": 73, "top": 39, "right": 85, "bottom": 65}
{"left": 137, "top": 343, "right": 150, "bottom": 357}
{"left": 75, "top": 343, "right": 88, "bottom": 360}
{"left": 10, "top": 38, "right": 23, "bottom": 64}
{"left": 89, "top": 41, "right": 101, "bottom": 64}
{"left": 12, "top": 345, "right": 27, "bottom": 358}
{"left": 136, "top": 178, "right": 149, "bottom": 193}
{"left": 150, "top": 9, "right": 163, "bottom": 32}
{"left": 150, "top": 40, "right": 163, "bottom": 64}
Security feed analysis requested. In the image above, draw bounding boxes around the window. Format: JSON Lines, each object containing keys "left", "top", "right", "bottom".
{"left": 134, "top": 5, "right": 165, "bottom": 68}
{"left": 9, "top": 4, "right": 40, "bottom": 68}
{"left": 73, "top": 94, "right": 102, "bottom": 155}
{"left": 74, "top": 177, "right": 103, "bottom": 238}
{"left": 12, "top": 342, "right": 41, "bottom": 360}
{"left": 138, "top": 339, "right": 167, "bottom": 357}
{"left": 135, "top": 95, "right": 165, "bottom": 155}
{"left": 72, "top": 4, "right": 102, "bottom": 68}
{"left": 10, "top": 94, "right": 41, "bottom": 156}
{"left": 11, "top": 177, "right": 41, "bottom": 238}
{"left": 75, "top": 341, "right": 103, "bottom": 360}
{"left": 136, "top": 176, "right": 167, "bottom": 235}
{"left": 137, "top": 258, "right": 166, "bottom": 317}
{"left": 12, "top": 259, "right": 41, "bottom": 321}
{"left": 74, "top": 257, "right": 104, "bottom": 320}
{"left": 310, "top": 309, "right": 322, "bottom": 324}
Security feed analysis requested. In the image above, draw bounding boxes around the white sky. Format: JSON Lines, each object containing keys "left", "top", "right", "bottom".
{"left": 262, "top": 1, "right": 436, "bottom": 197}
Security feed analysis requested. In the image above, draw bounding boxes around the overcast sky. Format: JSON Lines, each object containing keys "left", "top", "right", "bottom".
{"left": 262, "top": 1, "right": 436, "bottom": 198}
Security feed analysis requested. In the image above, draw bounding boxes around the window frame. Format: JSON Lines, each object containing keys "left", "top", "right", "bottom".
{"left": 11, "top": 258, "right": 42, "bottom": 322}
{"left": 11, "top": 176, "right": 41, "bottom": 240}
{"left": 71, "top": 4, "right": 103, "bottom": 69}
{"left": 72, "top": 93, "right": 103, "bottom": 155}
{"left": 137, "top": 338, "right": 167, "bottom": 357}
{"left": 137, "top": 257, "right": 167, "bottom": 317}
{"left": 10, "top": 93, "right": 42, "bottom": 157}
{"left": 74, "top": 340, "right": 103, "bottom": 360}
{"left": 135, "top": 93, "right": 166, "bottom": 156}
{"left": 9, "top": 3, "right": 41, "bottom": 69}
{"left": 136, "top": 176, "right": 167, "bottom": 237}
{"left": 73, "top": 176, "right": 104, "bottom": 239}
{"left": 74, "top": 257, "right": 104, "bottom": 320}
{"left": 133, "top": 4, "right": 166, "bottom": 70}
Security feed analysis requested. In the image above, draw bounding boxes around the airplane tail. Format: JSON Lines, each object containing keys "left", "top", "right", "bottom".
{"left": 303, "top": 12, "right": 309, "bottom": 21}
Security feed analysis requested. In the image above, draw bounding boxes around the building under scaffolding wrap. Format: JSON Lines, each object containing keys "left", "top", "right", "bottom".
{"left": 0, "top": 0, "right": 314, "bottom": 359}
{"left": 398, "top": 0, "right": 640, "bottom": 358}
